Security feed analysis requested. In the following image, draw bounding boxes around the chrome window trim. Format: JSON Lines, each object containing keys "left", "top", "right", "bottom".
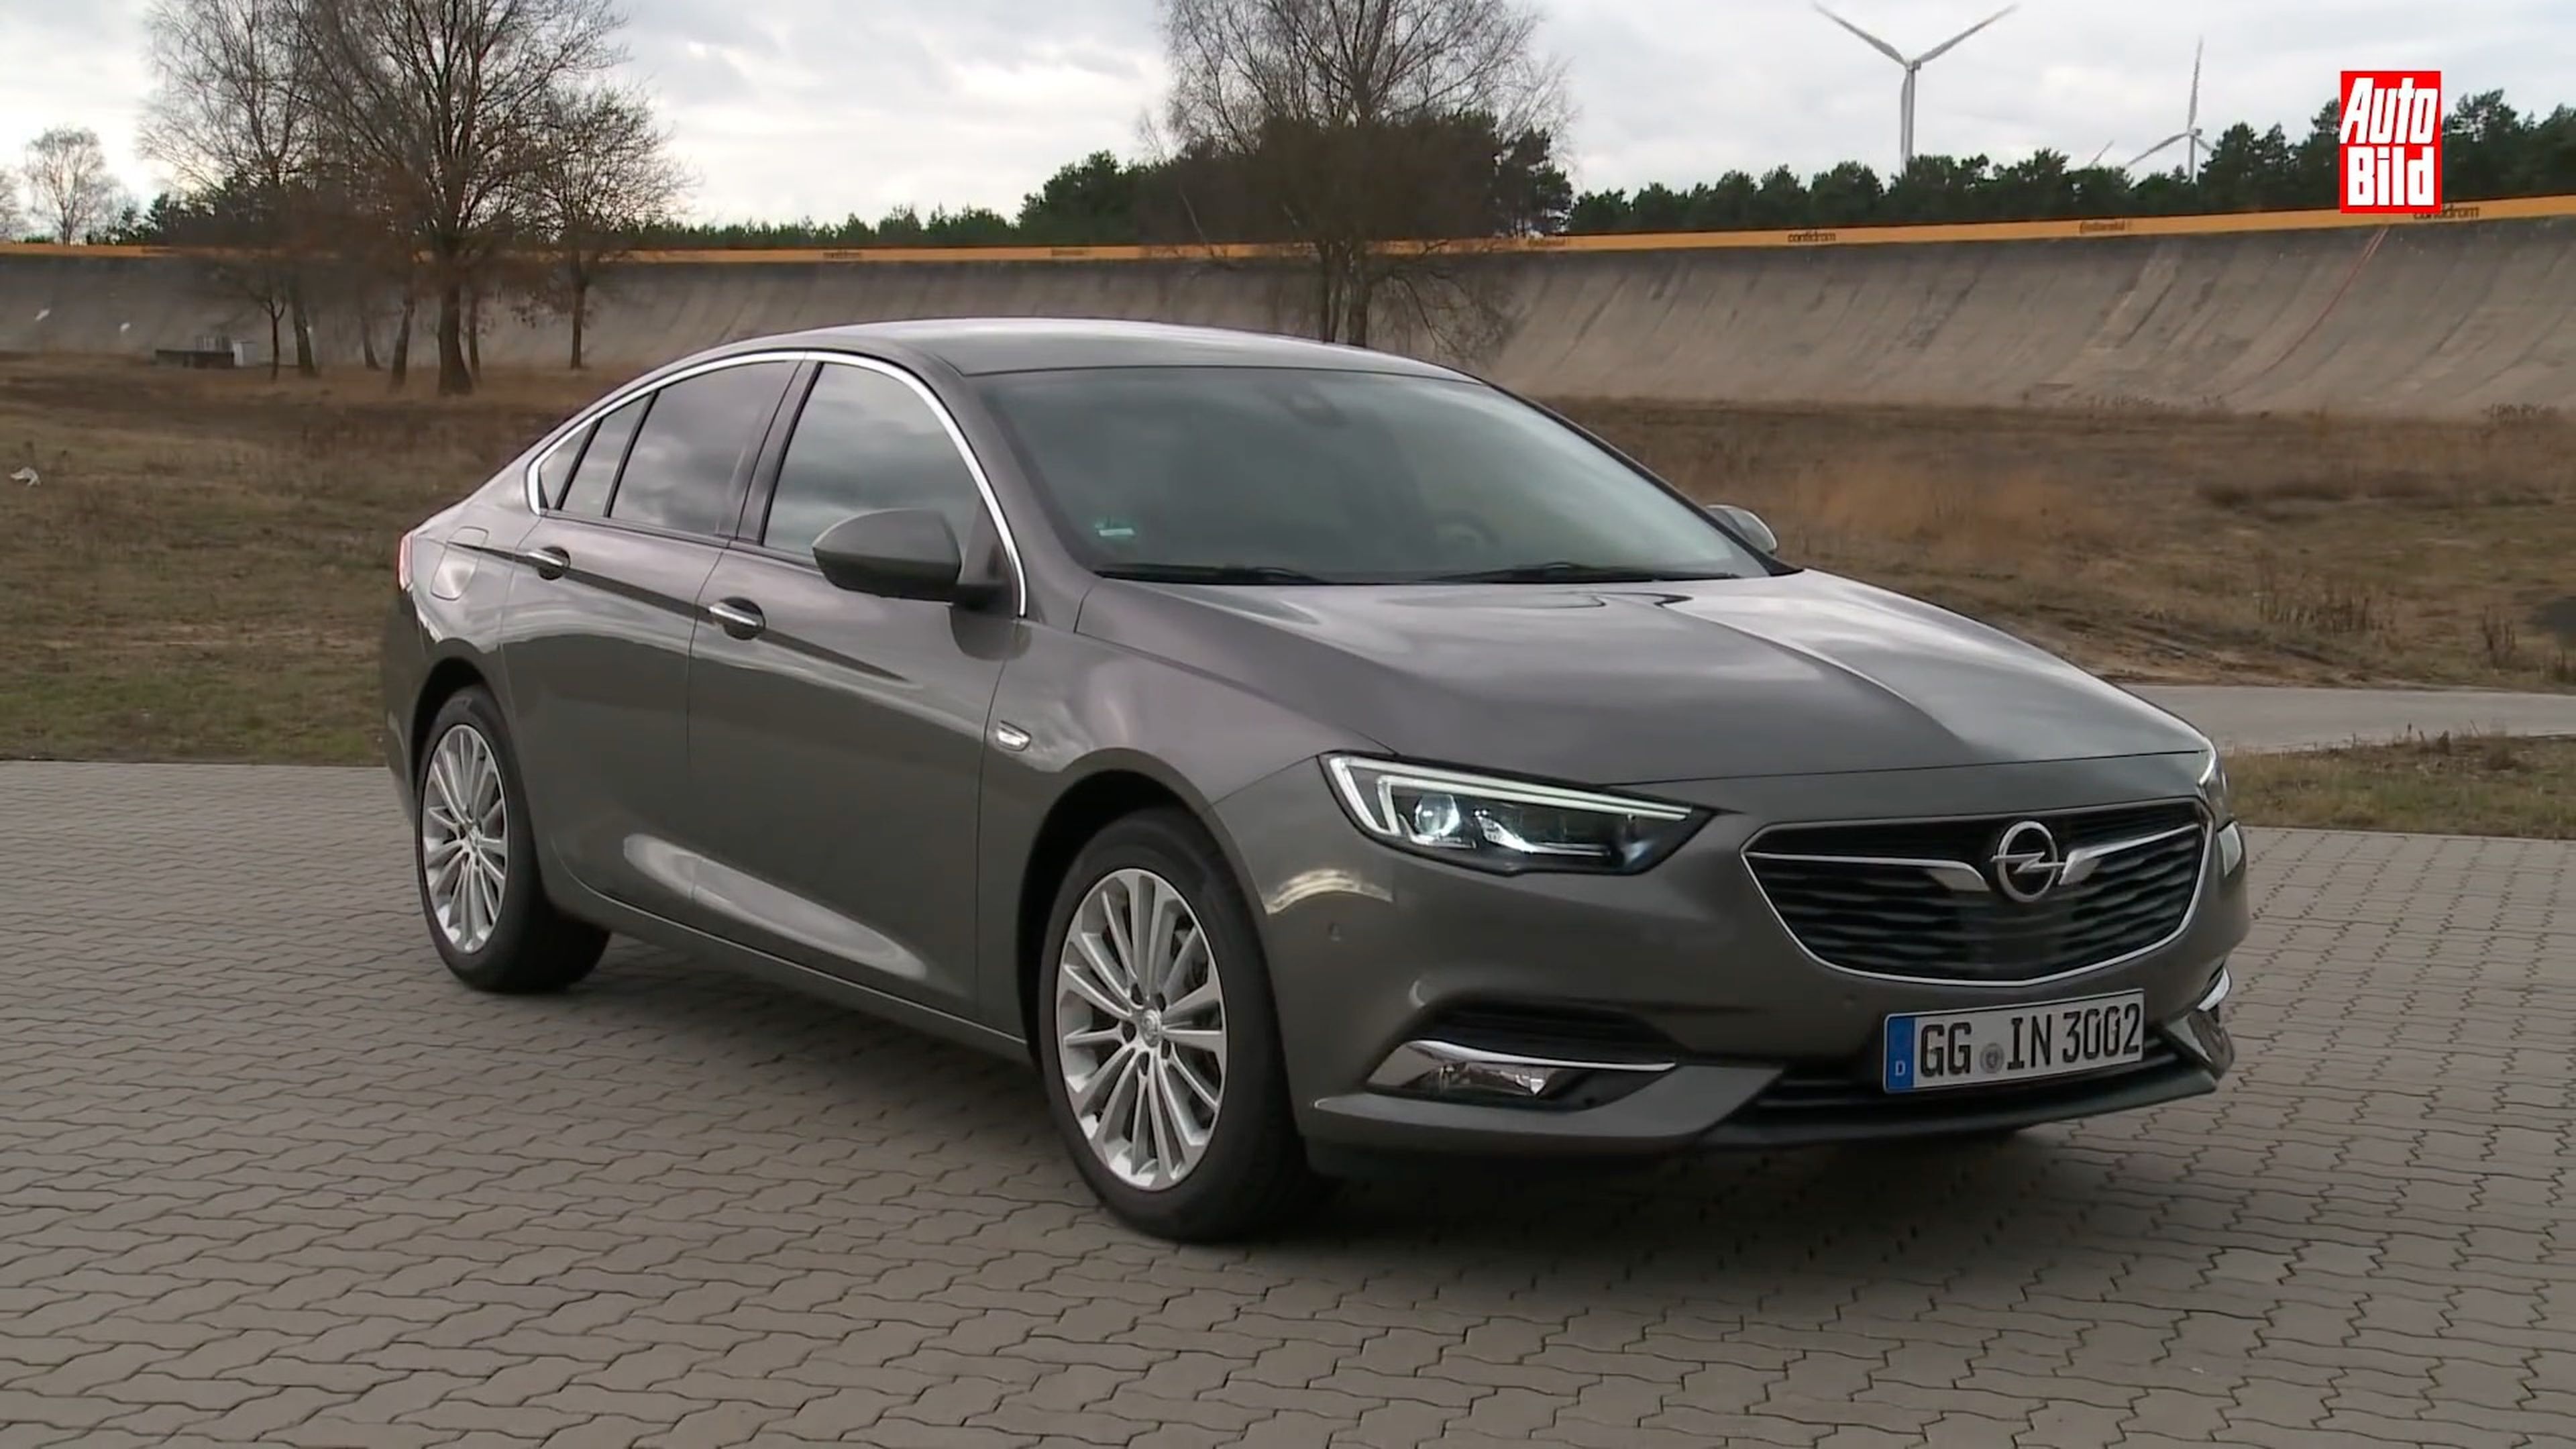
{"left": 521, "top": 348, "right": 1030, "bottom": 617}
{"left": 1738, "top": 798, "right": 2214, "bottom": 989}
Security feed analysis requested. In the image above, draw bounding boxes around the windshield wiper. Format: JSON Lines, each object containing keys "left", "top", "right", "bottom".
{"left": 1424, "top": 561, "right": 1740, "bottom": 584}
{"left": 1096, "top": 562, "right": 1336, "bottom": 585}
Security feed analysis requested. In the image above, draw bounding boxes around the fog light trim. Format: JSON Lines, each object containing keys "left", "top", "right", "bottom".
{"left": 2196, "top": 967, "right": 2232, "bottom": 1014}
{"left": 1368, "top": 1038, "right": 1675, "bottom": 1102}
{"left": 2164, "top": 967, "right": 2239, "bottom": 1073}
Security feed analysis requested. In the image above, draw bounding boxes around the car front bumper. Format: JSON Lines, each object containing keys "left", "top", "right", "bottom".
{"left": 1211, "top": 751, "right": 2250, "bottom": 1169}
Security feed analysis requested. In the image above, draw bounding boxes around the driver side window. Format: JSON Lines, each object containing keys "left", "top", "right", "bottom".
{"left": 761, "top": 364, "right": 987, "bottom": 558}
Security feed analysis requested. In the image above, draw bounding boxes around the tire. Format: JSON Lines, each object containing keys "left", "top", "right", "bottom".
{"left": 1034, "top": 808, "right": 1328, "bottom": 1242}
{"left": 413, "top": 686, "right": 607, "bottom": 994}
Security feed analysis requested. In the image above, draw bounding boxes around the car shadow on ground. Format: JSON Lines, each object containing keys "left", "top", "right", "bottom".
{"left": 538, "top": 936, "right": 2212, "bottom": 1278}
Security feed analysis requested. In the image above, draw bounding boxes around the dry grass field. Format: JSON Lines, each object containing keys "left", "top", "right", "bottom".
{"left": 0, "top": 358, "right": 613, "bottom": 763}
{"left": 2226, "top": 731, "right": 2576, "bottom": 839}
{"left": 2, "top": 354, "right": 2571, "bottom": 771}
{"left": 1562, "top": 397, "right": 2576, "bottom": 692}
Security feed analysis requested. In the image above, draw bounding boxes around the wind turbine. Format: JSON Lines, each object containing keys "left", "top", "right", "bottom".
{"left": 1813, "top": 3, "right": 2020, "bottom": 174}
{"left": 2127, "top": 38, "right": 2206, "bottom": 179}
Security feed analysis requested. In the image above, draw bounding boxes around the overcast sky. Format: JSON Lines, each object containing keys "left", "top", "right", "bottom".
{"left": 3, "top": 0, "right": 2564, "bottom": 225}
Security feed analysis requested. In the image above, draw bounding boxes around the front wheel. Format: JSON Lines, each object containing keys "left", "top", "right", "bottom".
{"left": 414, "top": 687, "right": 606, "bottom": 994}
{"left": 1035, "top": 809, "right": 1327, "bottom": 1242}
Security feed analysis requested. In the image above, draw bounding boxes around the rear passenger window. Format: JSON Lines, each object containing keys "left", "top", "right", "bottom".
{"left": 761, "top": 364, "right": 987, "bottom": 558}
{"left": 609, "top": 362, "right": 797, "bottom": 536}
{"left": 558, "top": 398, "right": 645, "bottom": 517}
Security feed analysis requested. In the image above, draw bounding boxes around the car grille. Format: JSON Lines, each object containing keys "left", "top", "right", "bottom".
{"left": 1743, "top": 802, "right": 2207, "bottom": 983}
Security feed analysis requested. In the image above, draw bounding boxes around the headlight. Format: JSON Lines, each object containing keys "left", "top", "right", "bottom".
{"left": 1322, "top": 756, "right": 1705, "bottom": 874}
{"left": 2196, "top": 745, "right": 2234, "bottom": 824}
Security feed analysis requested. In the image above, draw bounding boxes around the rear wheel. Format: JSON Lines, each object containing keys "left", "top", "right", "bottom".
{"left": 1036, "top": 809, "right": 1327, "bottom": 1242}
{"left": 414, "top": 687, "right": 606, "bottom": 994}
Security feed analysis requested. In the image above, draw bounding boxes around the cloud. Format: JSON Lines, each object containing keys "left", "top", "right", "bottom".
{"left": 3, "top": 0, "right": 2568, "bottom": 222}
{"left": 0, "top": 5, "right": 155, "bottom": 203}
{"left": 612, "top": 0, "right": 1163, "bottom": 221}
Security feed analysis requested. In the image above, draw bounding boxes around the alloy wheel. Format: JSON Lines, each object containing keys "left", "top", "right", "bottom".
{"left": 1054, "top": 867, "right": 1228, "bottom": 1190}
{"left": 421, "top": 723, "right": 509, "bottom": 954}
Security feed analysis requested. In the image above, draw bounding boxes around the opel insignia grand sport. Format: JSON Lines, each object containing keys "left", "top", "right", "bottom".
{"left": 383, "top": 318, "right": 2248, "bottom": 1241}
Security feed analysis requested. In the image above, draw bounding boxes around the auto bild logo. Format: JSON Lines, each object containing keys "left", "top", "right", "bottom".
{"left": 1990, "top": 820, "right": 2065, "bottom": 903}
{"left": 2339, "top": 70, "right": 2443, "bottom": 214}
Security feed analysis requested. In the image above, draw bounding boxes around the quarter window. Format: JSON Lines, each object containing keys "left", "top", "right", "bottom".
{"left": 761, "top": 364, "right": 987, "bottom": 558}
{"left": 557, "top": 397, "right": 645, "bottom": 517}
{"left": 608, "top": 362, "right": 797, "bottom": 536}
{"left": 535, "top": 429, "right": 582, "bottom": 506}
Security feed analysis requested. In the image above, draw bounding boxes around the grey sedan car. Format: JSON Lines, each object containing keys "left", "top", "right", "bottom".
{"left": 383, "top": 318, "right": 2247, "bottom": 1241}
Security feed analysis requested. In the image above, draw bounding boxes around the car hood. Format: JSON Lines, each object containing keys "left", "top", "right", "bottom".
{"left": 1075, "top": 570, "right": 2208, "bottom": 784}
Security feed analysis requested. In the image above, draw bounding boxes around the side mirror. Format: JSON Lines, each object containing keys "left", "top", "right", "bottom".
{"left": 1707, "top": 502, "right": 1778, "bottom": 555}
{"left": 810, "top": 509, "right": 999, "bottom": 605}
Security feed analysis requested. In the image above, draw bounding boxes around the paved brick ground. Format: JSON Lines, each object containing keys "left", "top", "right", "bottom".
{"left": 4, "top": 761, "right": 2573, "bottom": 1449}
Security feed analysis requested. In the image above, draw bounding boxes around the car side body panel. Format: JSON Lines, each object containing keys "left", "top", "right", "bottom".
{"left": 539, "top": 860, "right": 1032, "bottom": 1061}
{"left": 971, "top": 615, "right": 1386, "bottom": 1040}
{"left": 686, "top": 546, "right": 1013, "bottom": 1015}
{"left": 494, "top": 515, "right": 726, "bottom": 922}
{"left": 382, "top": 486, "right": 538, "bottom": 812}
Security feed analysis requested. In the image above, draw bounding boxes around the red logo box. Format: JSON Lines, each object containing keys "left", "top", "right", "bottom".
{"left": 2339, "top": 70, "right": 2444, "bottom": 213}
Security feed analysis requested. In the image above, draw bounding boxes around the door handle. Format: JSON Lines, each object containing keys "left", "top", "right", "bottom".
{"left": 706, "top": 598, "right": 765, "bottom": 639}
{"left": 520, "top": 545, "right": 571, "bottom": 580}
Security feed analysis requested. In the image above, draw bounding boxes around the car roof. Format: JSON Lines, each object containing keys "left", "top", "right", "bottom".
{"left": 733, "top": 317, "right": 1472, "bottom": 381}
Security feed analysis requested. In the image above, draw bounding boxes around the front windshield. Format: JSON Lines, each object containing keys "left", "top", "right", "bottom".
{"left": 975, "top": 366, "right": 1770, "bottom": 584}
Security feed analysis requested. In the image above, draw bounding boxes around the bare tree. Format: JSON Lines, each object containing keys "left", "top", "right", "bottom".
{"left": 142, "top": 0, "right": 323, "bottom": 373}
{"left": 299, "top": 174, "right": 421, "bottom": 386}
{"left": 209, "top": 229, "right": 303, "bottom": 379}
{"left": 525, "top": 84, "right": 685, "bottom": 369}
{"left": 23, "top": 128, "right": 126, "bottom": 244}
{"left": 156, "top": 184, "right": 303, "bottom": 376}
{"left": 389, "top": 282, "right": 417, "bottom": 384}
{"left": 0, "top": 167, "right": 23, "bottom": 239}
{"left": 297, "top": 0, "right": 625, "bottom": 395}
{"left": 1158, "top": 0, "right": 1566, "bottom": 354}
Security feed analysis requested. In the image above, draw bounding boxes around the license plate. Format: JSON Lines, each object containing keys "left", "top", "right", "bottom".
{"left": 1882, "top": 991, "right": 2146, "bottom": 1093}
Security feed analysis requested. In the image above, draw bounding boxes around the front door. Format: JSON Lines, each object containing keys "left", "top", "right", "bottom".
{"left": 685, "top": 360, "right": 1018, "bottom": 1015}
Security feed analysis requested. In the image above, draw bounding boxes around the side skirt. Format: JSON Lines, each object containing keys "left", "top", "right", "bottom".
{"left": 545, "top": 871, "right": 1034, "bottom": 1065}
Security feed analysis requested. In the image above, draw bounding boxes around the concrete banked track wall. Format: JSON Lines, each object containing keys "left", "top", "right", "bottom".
{"left": 5, "top": 199, "right": 2575, "bottom": 417}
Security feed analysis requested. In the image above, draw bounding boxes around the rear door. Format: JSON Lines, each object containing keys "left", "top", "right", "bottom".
{"left": 498, "top": 358, "right": 799, "bottom": 918}
{"left": 683, "top": 358, "right": 1019, "bottom": 1014}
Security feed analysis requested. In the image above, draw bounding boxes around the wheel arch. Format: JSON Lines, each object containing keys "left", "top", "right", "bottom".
{"left": 1012, "top": 754, "right": 1263, "bottom": 1060}
{"left": 409, "top": 653, "right": 496, "bottom": 787}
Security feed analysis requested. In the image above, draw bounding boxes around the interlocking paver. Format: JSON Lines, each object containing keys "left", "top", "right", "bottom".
{"left": 5, "top": 761, "right": 2574, "bottom": 1447}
